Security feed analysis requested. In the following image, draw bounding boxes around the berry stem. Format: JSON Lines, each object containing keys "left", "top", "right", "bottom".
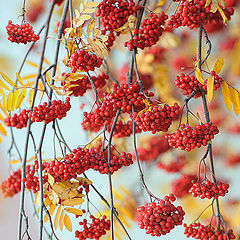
{"left": 198, "top": 24, "right": 221, "bottom": 232}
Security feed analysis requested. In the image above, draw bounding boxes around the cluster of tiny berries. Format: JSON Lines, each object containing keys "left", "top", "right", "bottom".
{"left": 75, "top": 215, "right": 110, "bottom": 240}
{"left": 44, "top": 147, "right": 133, "bottom": 181}
{"left": 0, "top": 169, "right": 22, "bottom": 197}
{"left": 125, "top": 12, "right": 168, "bottom": 51}
{"left": 133, "top": 103, "right": 180, "bottom": 134}
{"left": 175, "top": 71, "right": 224, "bottom": 98}
{"left": 107, "top": 120, "right": 142, "bottom": 138}
{"left": 83, "top": 83, "right": 154, "bottom": 129}
{"left": 61, "top": 72, "right": 108, "bottom": 97}
{"left": 28, "top": 98, "right": 71, "bottom": 124}
{"left": 166, "top": 123, "right": 219, "bottom": 152}
{"left": 6, "top": 20, "right": 40, "bottom": 44}
{"left": 137, "top": 194, "right": 185, "bottom": 237}
{"left": 156, "top": 155, "right": 186, "bottom": 173}
{"left": 171, "top": 174, "right": 198, "bottom": 198}
{"left": 4, "top": 109, "right": 30, "bottom": 129}
{"left": 117, "top": 64, "right": 153, "bottom": 90}
{"left": 22, "top": 162, "right": 40, "bottom": 193}
{"left": 68, "top": 50, "right": 103, "bottom": 73}
{"left": 167, "top": 0, "right": 210, "bottom": 30}
{"left": 189, "top": 179, "right": 229, "bottom": 199}
{"left": 184, "top": 223, "right": 236, "bottom": 239}
{"left": 136, "top": 135, "right": 171, "bottom": 162}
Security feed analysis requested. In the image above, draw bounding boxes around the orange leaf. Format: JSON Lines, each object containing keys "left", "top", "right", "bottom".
{"left": 195, "top": 67, "right": 204, "bottom": 85}
{"left": 59, "top": 209, "right": 64, "bottom": 231}
{"left": 221, "top": 81, "right": 231, "bottom": 111}
{"left": 207, "top": 76, "right": 214, "bottom": 102}
{"left": 64, "top": 214, "right": 72, "bottom": 232}
{"left": 213, "top": 58, "right": 224, "bottom": 74}
{"left": 54, "top": 205, "right": 62, "bottom": 230}
{"left": 61, "top": 198, "right": 84, "bottom": 206}
{"left": 64, "top": 208, "right": 83, "bottom": 216}
{"left": 230, "top": 87, "right": 240, "bottom": 116}
{"left": 7, "top": 92, "right": 13, "bottom": 112}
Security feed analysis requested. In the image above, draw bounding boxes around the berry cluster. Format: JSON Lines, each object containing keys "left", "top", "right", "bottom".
{"left": 61, "top": 72, "right": 108, "bottom": 97}
{"left": 4, "top": 109, "right": 30, "bottom": 129}
{"left": 204, "top": 7, "right": 234, "bottom": 33}
{"left": 6, "top": 20, "right": 40, "bottom": 44}
{"left": 68, "top": 50, "right": 103, "bottom": 73}
{"left": 83, "top": 83, "right": 154, "bottom": 129}
{"left": 137, "top": 194, "right": 185, "bottom": 237}
{"left": 133, "top": 103, "right": 180, "bottom": 134}
{"left": 171, "top": 174, "right": 197, "bottom": 198}
{"left": 75, "top": 215, "right": 110, "bottom": 240}
{"left": 28, "top": 98, "right": 71, "bottom": 124}
{"left": 107, "top": 120, "right": 141, "bottom": 137}
{"left": 22, "top": 162, "right": 40, "bottom": 194}
{"left": 167, "top": 0, "right": 210, "bottom": 30}
{"left": 44, "top": 147, "right": 133, "bottom": 181}
{"left": 125, "top": 12, "right": 168, "bottom": 51}
{"left": 117, "top": 64, "right": 153, "bottom": 90}
{"left": 96, "top": 0, "right": 140, "bottom": 32}
{"left": 189, "top": 179, "right": 229, "bottom": 199}
{"left": 0, "top": 169, "right": 22, "bottom": 197}
{"left": 166, "top": 123, "right": 219, "bottom": 152}
{"left": 157, "top": 155, "right": 186, "bottom": 173}
{"left": 136, "top": 135, "right": 171, "bottom": 162}
{"left": 184, "top": 223, "right": 236, "bottom": 239}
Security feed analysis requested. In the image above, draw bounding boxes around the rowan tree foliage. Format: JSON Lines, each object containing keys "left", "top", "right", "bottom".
{"left": 1, "top": 0, "right": 240, "bottom": 239}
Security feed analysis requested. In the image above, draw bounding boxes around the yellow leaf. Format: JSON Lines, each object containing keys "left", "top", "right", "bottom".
{"left": 22, "top": 74, "right": 37, "bottom": 80}
{"left": 45, "top": 73, "right": 51, "bottom": 86}
{"left": 76, "top": 177, "right": 92, "bottom": 185}
{"left": 15, "top": 89, "right": 27, "bottom": 109}
{"left": 210, "top": 0, "right": 218, "bottom": 12}
{"left": 217, "top": 0, "right": 225, "bottom": 8}
{"left": 0, "top": 102, "right": 10, "bottom": 117}
{"left": 12, "top": 89, "right": 20, "bottom": 111}
{"left": 48, "top": 174, "right": 55, "bottom": 186}
{"left": 230, "top": 87, "right": 240, "bottom": 116}
{"left": 0, "top": 122, "right": 7, "bottom": 136}
{"left": 86, "top": 2, "right": 99, "bottom": 7}
{"left": 54, "top": 205, "right": 62, "bottom": 230}
{"left": 0, "top": 86, "right": 4, "bottom": 95}
{"left": 195, "top": 67, "right": 204, "bottom": 85}
{"left": 49, "top": 189, "right": 59, "bottom": 205}
{"left": 82, "top": 8, "right": 96, "bottom": 14}
{"left": 28, "top": 89, "right": 33, "bottom": 107}
{"left": 94, "top": 28, "right": 102, "bottom": 38}
{"left": 44, "top": 197, "right": 52, "bottom": 208}
{"left": 64, "top": 214, "right": 72, "bottom": 232}
{"left": 0, "top": 135, "right": 2, "bottom": 143}
{"left": 68, "top": 190, "right": 78, "bottom": 199}
{"left": 86, "top": 19, "right": 96, "bottom": 37}
{"left": 64, "top": 207, "right": 83, "bottom": 216}
{"left": 75, "top": 9, "right": 80, "bottom": 19}
{"left": 52, "top": 183, "right": 69, "bottom": 199}
{"left": 26, "top": 60, "right": 38, "bottom": 68}
{"left": 16, "top": 73, "right": 24, "bottom": 86}
{"left": 207, "top": 75, "right": 214, "bottom": 102}
{"left": 0, "top": 79, "right": 10, "bottom": 90}
{"left": 213, "top": 58, "right": 224, "bottom": 74}
{"left": 0, "top": 112, "right": 3, "bottom": 122}
{"left": 61, "top": 198, "right": 84, "bottom": 206}
{"left": 205, "top": 0, "right": 212, "bottom": 7}
{"left": 221, "top": 81, "right": 231, "bottom": 111}
{"left": 7, "top": 92, "right": 13, "bottom": 112}
{"left": 0, "top": 72, "right": 17, "bottom": 88}
{"left": 2, "top": 95, "right": 7, "bottom": 111}
{"left": 44, "top": 204, "right": 57, "bottom": 223}
{"left": 76, "top": 15, "right": 91, "bottom": 28}
{"left": 9, "top": 159, "right": 20, "bottom": 164}
{"left": 218, "top": 7, "right": 228, "bottom": 25}
{"left": 59, "top": 209, "right": 64, "bottom": 231}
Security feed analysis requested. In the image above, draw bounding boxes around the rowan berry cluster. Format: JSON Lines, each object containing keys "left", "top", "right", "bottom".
{"left": 167, "top": 0, "right": 210, "bottom": 30}
{"left": 166, "top": 123, "right": 219, "bottom": 152}
{"left": 75, "top": 215, "right": 110, "bottom": 240}
{"left": 184, "top": 222, "right": 236, "bottom": 239}
{"left": 107, "top": 120, "right": 142, "bottom": 138}
{"left": 133, "top": 103, "right": 180, "bottom": 134}
{"left": 157, "top": 155, "right": 186, "bottom": 173}
{"left": 83, "top": 83, "right": 154, "bottom": 129}
{"left": 22, "top": 162, "right": 40, "bottom": 194}
{"left": 4, "top": 109, "right": 30, "bottom": 129}
{"left": 6, "top": 20, "right": 40, "bottom": 44}
{"left": 189, "top": 179, "right": 229, "bottom": 199}
{"left": 125, "top": 12, "right": 168, "bottom": 51}
{"left": 44, "top": 147, "right": 133, "bottom": 181}
{"left": 28, "top": 98, "right": 71, "bottom": 124}
{"left": 61, "top": 73, "right": 108, "bottom": 97}
{"left": 171, "top": 174, "right": 197, "bottom": 198}
{"left": 136, "top": 135, "right": 171, "bottom": 162}
{"left": 0, "top": 169, "right": 22, "bottom": 197}
{"left": 137, "top": 194, "right": 185, "bottom": 237}
{"left": 117, "top": 64, "right": 153, "bottom": 90}
{"left": 68, "top": 50, "right": 103, "bottom": 73}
